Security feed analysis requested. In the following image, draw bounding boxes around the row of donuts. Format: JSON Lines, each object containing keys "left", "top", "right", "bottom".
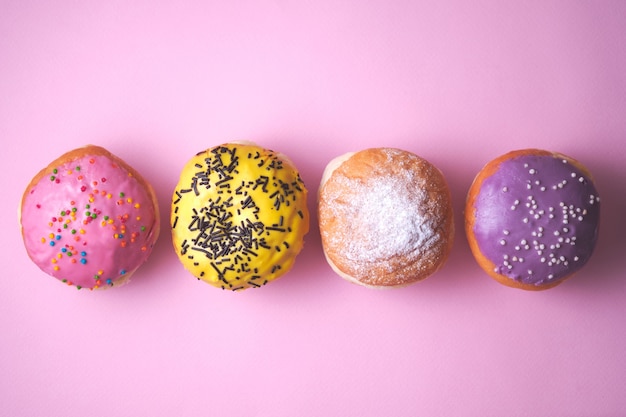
{"left": 19, "top": 143, "right": 600, "bottom": 291}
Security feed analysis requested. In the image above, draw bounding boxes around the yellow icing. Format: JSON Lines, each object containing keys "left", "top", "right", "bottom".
{"left": 171, "top": 143, "right": 309, "bottom": 290}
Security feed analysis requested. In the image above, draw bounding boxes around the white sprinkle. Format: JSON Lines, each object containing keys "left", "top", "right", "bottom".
{"left": 571, "top": 172, "right": 577, "bottom": 178}
{"left": 529, "top": 169, "right": 536, "bottom": 174}
{"left": 500, "top": 239, "right": 506, "bottom": 246}
{"left": 502, "top": 186, "right": 508, "bottom": 192}
{"left": 574, "top": 256, "right": 579, "bottom": 261}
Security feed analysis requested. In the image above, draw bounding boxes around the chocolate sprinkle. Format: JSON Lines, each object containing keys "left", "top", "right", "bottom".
{"left": 172, "top": 144, "right": 307, "bottom": 290}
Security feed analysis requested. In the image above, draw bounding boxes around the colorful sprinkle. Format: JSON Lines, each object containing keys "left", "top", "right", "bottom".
{"left": 23, "top": 149, "right": 158, "bottom": 290}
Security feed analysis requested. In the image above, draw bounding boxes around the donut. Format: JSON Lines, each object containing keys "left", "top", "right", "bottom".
{"left": 171, "top": 142, "right": 309, "bottom": 290}
{"left": 19, "top": 145, "right": 160, "bottom": 290}
{"left": 318, "top": 148, "right": 454, "bottom": 288}
{"left": 465, "top": 149, "right": 601, "bottom": 290}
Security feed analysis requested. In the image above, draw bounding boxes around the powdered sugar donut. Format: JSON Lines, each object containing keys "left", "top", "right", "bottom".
{"left": 20, "top": 145, "right": 160, "bottom": 290}
{"left": 318, "top": 148, "right": 454, "bottom": 288}
{"left": 465, "top": 149, "right": 600, "bottom": 290}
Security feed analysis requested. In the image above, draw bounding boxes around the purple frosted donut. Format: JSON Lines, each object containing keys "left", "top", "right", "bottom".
{"left": 465, "top": 149, "right": 600, "bottom": 290}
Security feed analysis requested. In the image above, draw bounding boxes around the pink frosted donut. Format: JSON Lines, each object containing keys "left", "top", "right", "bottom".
{"left": 20, "top": 145, "right": 160, "bottom": 290}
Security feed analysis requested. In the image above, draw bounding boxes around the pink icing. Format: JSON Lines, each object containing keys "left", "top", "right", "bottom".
{"left": 20, "top": 152, "right": 159, "bottom": 289}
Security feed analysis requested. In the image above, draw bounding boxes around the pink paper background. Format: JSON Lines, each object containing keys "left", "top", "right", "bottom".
{"left": 2, "top": 1, "right": 626, "bottom": 416}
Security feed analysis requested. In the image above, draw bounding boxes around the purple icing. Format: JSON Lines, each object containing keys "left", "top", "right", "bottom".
{"left": 473, "top": 154, "right": 600, "bottom": 286}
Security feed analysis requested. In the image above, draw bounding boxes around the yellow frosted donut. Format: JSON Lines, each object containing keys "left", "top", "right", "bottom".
{"left": 171, "top": 142, "right": 309, "bottom": 290}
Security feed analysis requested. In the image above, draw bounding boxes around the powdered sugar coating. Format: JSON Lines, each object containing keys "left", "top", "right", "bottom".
{"left": 318, "top": 148, "right": 454, "bottom": 287}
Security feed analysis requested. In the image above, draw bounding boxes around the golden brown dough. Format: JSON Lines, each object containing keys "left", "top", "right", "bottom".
{"left": 318, "top": 148, "right": 454, "bottom": 288}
